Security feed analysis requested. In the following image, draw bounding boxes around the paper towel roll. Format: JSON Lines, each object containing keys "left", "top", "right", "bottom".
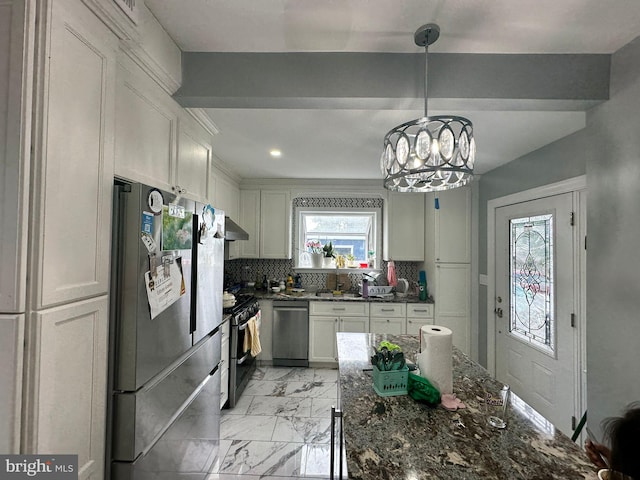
{"left": 417, "top": 325, "right": 453, "bottom": 394}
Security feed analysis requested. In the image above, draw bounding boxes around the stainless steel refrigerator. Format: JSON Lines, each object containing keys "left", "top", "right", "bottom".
{"left": 107, "top": 180, "right": 225, "bottom": 480}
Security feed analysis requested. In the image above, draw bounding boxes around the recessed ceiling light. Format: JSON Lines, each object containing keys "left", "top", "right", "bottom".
{"left": 270, "top": 149, "right": 282, "bottom": 158}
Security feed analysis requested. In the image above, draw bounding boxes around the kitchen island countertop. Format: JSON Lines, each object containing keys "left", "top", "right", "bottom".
{"left": 336, "top": 332, "right": 594, "bottom": 480}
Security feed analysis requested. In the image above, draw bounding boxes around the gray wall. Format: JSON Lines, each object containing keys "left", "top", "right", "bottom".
{"left": 477, "top": 35, "right": 640, "bottom": 437}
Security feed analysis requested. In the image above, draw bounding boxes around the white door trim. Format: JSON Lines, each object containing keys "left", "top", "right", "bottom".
{"left": 486, "top": 175, "right": 586, "bottom": 377}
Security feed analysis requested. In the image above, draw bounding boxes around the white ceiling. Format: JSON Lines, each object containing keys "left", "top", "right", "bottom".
{"left": 145, "top": 0, "right": 640, "bottom": 180}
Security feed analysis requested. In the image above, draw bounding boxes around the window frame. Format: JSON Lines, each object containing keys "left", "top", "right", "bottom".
{"left": 295, "top": 206, "right": 382, "bottom": 269}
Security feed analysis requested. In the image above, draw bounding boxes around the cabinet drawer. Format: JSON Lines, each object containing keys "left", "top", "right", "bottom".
{"left": 310, "top": 301, "right": 369, "bottom": 317}
{"left": 407, "top": 304, "right": 434, "bottom": 318}
{"left": 370, "top": 303, "right": 406, "bottom": 318}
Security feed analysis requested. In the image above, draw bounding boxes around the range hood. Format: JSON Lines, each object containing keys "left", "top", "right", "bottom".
{"left": 224, "top": 216, "right": 249, "bottom": 241}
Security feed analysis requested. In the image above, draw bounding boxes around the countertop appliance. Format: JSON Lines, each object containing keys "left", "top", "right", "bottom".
{"left": 107, "top": 181, "right": 224, "bottom": 479}
{"left": 225, "top": 294, "right": 260, "bottom": 408}
{"left": 272, "top": 301, "right": 309, "bottom": 367}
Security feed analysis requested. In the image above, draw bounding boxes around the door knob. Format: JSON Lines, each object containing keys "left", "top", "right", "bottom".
{"left": 494, "top": 307, "right": 503, "bottom": 318}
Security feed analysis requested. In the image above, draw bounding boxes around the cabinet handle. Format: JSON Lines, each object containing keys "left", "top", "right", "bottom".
{"left": 386, "top": 319, "right": 390, "bottom": 322}
{"left": 380, "top": 308, "right": 394, "bottom": 312}
{"left": 333, "top": 307, "right": 346, "bottom": 311}
{"left": 414, "top": 309, "right": 428, "bottom": 313}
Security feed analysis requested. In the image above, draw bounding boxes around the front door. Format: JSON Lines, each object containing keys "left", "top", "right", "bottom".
{"left": 495, "top": 193, "right": 576, "bottom": 435}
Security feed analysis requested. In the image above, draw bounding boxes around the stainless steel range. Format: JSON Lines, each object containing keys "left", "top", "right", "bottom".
{"left": 225, "top": 294, "right": 260, "bottom": 408}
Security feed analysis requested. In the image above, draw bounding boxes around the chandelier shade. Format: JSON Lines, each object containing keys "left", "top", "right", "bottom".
{"left": 381, "top": 24, "right": 475, "bottom": 192}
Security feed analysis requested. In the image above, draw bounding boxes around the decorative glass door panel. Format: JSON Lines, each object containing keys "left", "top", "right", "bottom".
{"left": 509, "top": 214, "right": 554, "bottom": 353}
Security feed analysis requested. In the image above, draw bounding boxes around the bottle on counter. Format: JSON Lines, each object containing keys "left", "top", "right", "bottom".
{"left": 419, "top": 270, "right": 427, "bottom": 301}
{"left": 362, "top": 278, "right": 369, "bottom": 298}
{"left": 286, "top": 274, "right": 294, "bottom": 293}
{"left": 262, "top": 275, "right": 268, "bottom": 291}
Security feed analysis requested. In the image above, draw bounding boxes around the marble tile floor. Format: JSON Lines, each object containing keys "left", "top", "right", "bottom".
{"left": 206, "top": 366, "right": 345, "bottom": 480}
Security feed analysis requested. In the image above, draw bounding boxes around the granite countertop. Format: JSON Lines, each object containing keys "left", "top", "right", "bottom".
{"left": 336, "top": 332, "right": 595, "bottom": 480}
{"left": 249, "top": 290, "right": 435, "bottom": 304}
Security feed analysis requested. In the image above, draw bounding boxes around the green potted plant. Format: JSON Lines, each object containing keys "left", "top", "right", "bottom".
{"left": 322, "top": 241, "right": 335, "bottom": 267}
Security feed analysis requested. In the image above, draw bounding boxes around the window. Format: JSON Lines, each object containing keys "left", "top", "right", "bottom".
{"left": 509, "top": 213, "right": 554, "bottom": 353}
{"left": 296, "top": 207, "right": 380, "bottom": 268}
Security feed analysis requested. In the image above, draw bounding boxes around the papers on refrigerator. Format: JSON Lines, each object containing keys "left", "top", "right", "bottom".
{"left": 145, "top": 257, "right": 186, "bottom": 320}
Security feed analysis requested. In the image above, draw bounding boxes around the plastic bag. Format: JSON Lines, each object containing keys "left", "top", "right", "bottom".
{"left": 407, "top": 372, "right": 441, "bottom": 405}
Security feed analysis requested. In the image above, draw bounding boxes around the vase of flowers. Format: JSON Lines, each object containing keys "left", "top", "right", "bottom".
{"left": 306, "top": 240, "right": 324, "bottom": 268}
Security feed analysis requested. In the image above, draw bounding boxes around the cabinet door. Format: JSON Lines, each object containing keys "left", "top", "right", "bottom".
{"left": 31, "top": 0, "right": 117, "bottom": 308}
{"left": 370, "top": 317, "right": 405, "bottom": 335}
{"left": 406, "top": 317, "right": 433, "bottom": 336}
{"left": 434, "top": 186, "right": 471, "bottom": 263}
{"left": 114, "top": 58, "right": 175, "bottom": 190}
{"left": 260, "top": 190, "right": 291, "bottom": 259}
{"left": 240, "top": 189, "right": 260, "bottom": 258}
{"left": 29, "top": 296, "right": 108, "bottom": 478}
{"left": 0, "top": 314, "right": 24, "bottom": 453}
{"left": 0, "top": 0, "right": 30, "bottom": 313}
{"left": 340, "top": 316, "right": 369, "bottom": 333}
{"left": 175, "top": 116, "right": 211, "bottom": 202}
{"left": 434, "top": 263, "right": 470, "bottom": 354}
{"left": 384, "top": 192, "right": 425, "bottom": 261}
{"left": 214, "top": 173, "right": 241, "bottom": 259}
{"left": 309, "top": 315, "right": 338, "bottom": 362}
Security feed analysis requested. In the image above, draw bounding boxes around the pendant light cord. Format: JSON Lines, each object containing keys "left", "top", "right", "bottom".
{"left": 424, "top": 37, "right": 429, "bottom": 118}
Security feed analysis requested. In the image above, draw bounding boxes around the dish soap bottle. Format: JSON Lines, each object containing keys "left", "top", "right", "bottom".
{"left": 286, "top": 274, "right": 294, "bottom": 293}
{"left": 362, "top": 278, "right": 369, "bottom": 298}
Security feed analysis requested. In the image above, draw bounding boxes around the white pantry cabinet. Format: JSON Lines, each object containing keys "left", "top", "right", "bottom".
{"left": 384, "top": 192, "right": 425, "bottom": 261}
{"left": 240, "top": 189, "right": 291, "bottom": 259}
{"left": 309, "top": 302, "right": 369, "bottom": 363}
{"left": 0, "top": 314, "right": 24, "bottom": 454}
{"left": 434, "top": 264, "right": 470, "bottom": 354}
{"left": 433, "top": 187, "right": 471, "bottom": 263}
{"left": 28, "top": 296, "right": 108, "bottom": 479}
{"left": 0, "top": 0, "right": 31, "bottom": 314}
{"left": 30, "top": 0, "right": 117, "bottom": 309}
{"left": 424, "top": 186, "right": 472, "bottom": 355}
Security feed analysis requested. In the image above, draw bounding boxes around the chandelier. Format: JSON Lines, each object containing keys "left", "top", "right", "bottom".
{"left": 381, "top": 24, "right": 475, "bottom": 192}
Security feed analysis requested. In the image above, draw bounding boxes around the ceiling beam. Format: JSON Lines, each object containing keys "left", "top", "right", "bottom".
{"left": 175, "top": 52, "right": 610, "bottom": 111}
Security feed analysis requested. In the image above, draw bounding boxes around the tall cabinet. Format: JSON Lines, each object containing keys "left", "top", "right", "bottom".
{"left": 424, "top": 186, "right": 472, "bottom": 354}
{"left": 0, "top": 0, "right": 31, "bottom": 453}
{"left": 240, "top": 189, "right": 291, "bottom": 259}
{"left": 23, "top": 0, "right": 116, "bottom": 476}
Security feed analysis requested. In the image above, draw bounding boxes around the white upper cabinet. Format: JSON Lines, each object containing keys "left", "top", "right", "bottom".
{"left": 30, "top": 0, "right": 117, "bottom": 308}
{"left": 175, "top": 116, "right": 211, "bottom": 203}
{"left": 260, "top": 190, "right": 291, "bottom": 259}
{"left": 240, "top": 189, "right": 291, "bottom": 259}
{"left": 384, "top": 192, "right": 425, "bottom": 261}
{"left": 0, "top": 0, "right": 31, "bottom": 313}
{"left": 239, "top": 189, "right": 260, "bottom": 258}
{"left": 433, "top": 186, "right": 471, "bottom": 263}
{"left": 114, "top": 56, "right": 176, "bottom": 191}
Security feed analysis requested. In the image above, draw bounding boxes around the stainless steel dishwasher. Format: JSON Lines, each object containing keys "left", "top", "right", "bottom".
{"left": 272, "top": 301, "right": 309, "bottom": 367}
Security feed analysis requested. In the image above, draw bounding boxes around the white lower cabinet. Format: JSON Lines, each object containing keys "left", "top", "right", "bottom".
{"left": 370, "top": 303, "right": 406, "bottom": 334}
{"left": 0, "top": 314, "right": 24, "bottom": 453}
{"left": 26, "top": 296, "right": 108, "bottom": 479}
{"left": 309, "top": 302, "right": 369, "bottom": 363}
{"left": 406, "top": 303, "right": 435, "bottom": 336}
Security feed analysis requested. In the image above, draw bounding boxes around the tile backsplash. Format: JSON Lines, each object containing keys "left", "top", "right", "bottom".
{"left": 225, "top": 195, "right": 421, "bottom": 291}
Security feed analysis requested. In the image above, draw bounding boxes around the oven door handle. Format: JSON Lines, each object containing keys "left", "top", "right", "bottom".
{"left": 238, "top": 322, "right": 248, "bottom": 331}
{"left": 237, "top": 352, "right": 251, "bottom": 365}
